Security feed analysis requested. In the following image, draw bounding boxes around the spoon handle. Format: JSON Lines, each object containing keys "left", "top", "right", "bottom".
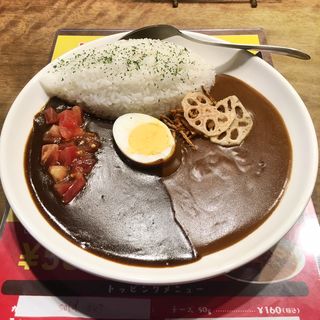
{"left": 182, "top": 34, "right": 310, "bottom": 60}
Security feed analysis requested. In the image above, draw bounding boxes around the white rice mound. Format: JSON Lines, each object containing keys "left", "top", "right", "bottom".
{"left": 41, "top": 39, "right": 216, "bottom": 119}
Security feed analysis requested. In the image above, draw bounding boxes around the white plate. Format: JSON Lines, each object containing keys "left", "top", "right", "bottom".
{"left": 226, "top": 239, "right": 305, "bottom": 284}
{"left": 0, "top": 31, "right": 318, "bottom": 284}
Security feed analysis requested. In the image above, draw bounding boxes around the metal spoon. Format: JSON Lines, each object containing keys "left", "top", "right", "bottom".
{"left": 121, "top": 24, "right": 310, "bottom": 60}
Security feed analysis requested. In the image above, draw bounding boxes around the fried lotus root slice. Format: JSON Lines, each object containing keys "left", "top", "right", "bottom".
{"left": 210, "top": 98, "right": 253, "bottom": 146}
{"left": 182, "top": 92, "right": 234, "bottom": 137}
{"left": 182, "top": 92, "right": 213, "bottom": 111}
{"left": 212, "top": 96, "right": 236, "bottom": 133}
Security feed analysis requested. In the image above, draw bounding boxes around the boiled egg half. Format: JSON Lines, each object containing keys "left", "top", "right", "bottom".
{"left": 113, "top": 113, "right": 176, "bottom": 165}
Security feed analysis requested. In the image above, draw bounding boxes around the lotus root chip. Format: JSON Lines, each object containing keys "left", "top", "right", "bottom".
{"left": 212, "top": 96, "right": 236, "bottom": 132}
{"left": 182, "top": 92, "right": 212, "bottom": 109}
{"left": 182, "top": 92, "right": 235, "bottom": 137}
{"left": 210, "top": 98, "right": 253, "bottom": 146}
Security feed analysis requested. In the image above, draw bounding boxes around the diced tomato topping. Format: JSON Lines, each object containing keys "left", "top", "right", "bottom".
{"left": 58, "top": 141, "right": 76, "bottom": 149}
{"left": 54, "top": 180, "right": 74, "bottom": 196}
{"left": 48, "top": 165, "right": 69, "bottom": 182}
{"left": 59, "top": 126, "right": 84, "bottom": 140}
{"left": 71, "top": 157, "right": 96, "bottom": 174}
{"left": 41, "top": 144, "right": 59, "bottom": 166}
{"left": 59, "top": 107, "right": 83, "bottom": 127}
{"left": 44, "top": 107, "right": 59, "bottom": 124}
{"left": 41, "top": 106, "right": 99, "bottom": 205}
{"left": 58, "top": 109, "right": 78, "bottom": 126}
{"left": 59, "top": 145, "right": 78, "bottom": 166}
{"left": 61, "top": 173, "right": 86, "bottom": 203}
{"left": 58, "top": 108, "right": 84, "bottom": 140}
{"left": 71, "top": 106, "right": 83, "bottom": 126}
{"left": 43, "top": 125, "right": 61, "bottom": 143}
{"left": 75, "top": 131, "right": 101, "bottom": 153}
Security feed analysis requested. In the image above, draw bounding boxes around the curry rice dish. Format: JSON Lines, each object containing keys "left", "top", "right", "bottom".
{"left": 26, "top": 74, "right": 292, "bottom": 266}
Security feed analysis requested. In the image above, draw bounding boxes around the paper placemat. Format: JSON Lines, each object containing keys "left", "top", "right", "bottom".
{"left": 1, "top": 29, "right": 319, "bottom": 320}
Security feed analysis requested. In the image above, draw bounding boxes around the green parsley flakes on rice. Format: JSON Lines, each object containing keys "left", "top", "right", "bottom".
{"left": 41, "top": 39, "right": 216, "bottom": 120}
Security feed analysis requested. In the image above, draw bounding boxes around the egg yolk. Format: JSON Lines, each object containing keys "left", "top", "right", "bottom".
{"left": 128, "top": 122, "right": 172, "bottom": 155}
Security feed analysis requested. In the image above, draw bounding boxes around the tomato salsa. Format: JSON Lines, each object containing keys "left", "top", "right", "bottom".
{"left": 38, "top": 104, "right": 101, "bottom": 203}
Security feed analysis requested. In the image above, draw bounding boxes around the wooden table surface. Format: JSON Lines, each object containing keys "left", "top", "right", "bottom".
{"left": 0, "top": 0, "right": 319, "bottom": 219}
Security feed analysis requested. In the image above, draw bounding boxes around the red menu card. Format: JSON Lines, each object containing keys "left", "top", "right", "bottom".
{"left": 1, "top": 201, "right": 319, "bottom": 319}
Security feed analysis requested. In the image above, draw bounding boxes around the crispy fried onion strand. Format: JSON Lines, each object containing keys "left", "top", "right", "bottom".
{"left": 160, "top": 109, "right": 199, "bottom": 150}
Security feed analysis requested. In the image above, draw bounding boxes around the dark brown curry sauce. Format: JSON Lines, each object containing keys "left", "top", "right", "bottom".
{"left": 25, "top": 74, "right": 292, "bottom": 266}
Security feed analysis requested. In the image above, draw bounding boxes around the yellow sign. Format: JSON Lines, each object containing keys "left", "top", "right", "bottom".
{"left": 52, "top": 34, "right": 260, "bottom": 60}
